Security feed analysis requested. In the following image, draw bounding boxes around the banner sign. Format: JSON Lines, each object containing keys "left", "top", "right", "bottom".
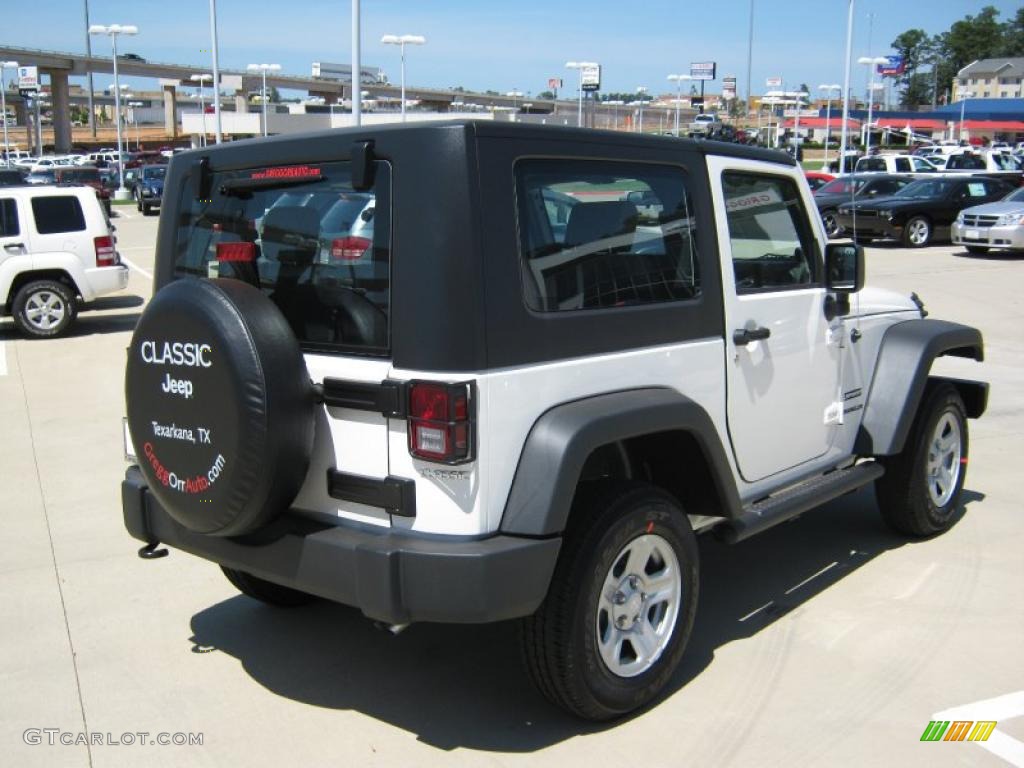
{"left": 547, "top": 78, "right": 563, "bottom": 90}
{"left": 690, "top": 62, "right": 716, "bottom": 81}
{"left": 17, "top": 66, "right": 39, "bottom": 92}
{"left": 766, "top": 76, "right": 782, "bottom": 87}
{"left": 878, "top": 55, "right": 906, "bottom": 77}
{"left": 581, "top": 64, "right": 601, "bottom": 92}
{"left": 722, "top": 76, "right": 737, "bottom": 99}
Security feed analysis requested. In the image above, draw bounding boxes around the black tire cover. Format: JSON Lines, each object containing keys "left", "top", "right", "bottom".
{"left": 125, "top": 278, "right": 315, "bottom": 536}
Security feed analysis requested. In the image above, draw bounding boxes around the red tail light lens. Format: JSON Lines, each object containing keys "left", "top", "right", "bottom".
{"left": 216, "top": 242, "right": 256, "bottom": 262}
{"left": 330, "top": 236, "right": 371, "bottom": 262}
{"left": 94, "top": 235, "right": 116, "bottom": 267}
{"left": 408, "top": 381, "right": 474, "bottom": 464}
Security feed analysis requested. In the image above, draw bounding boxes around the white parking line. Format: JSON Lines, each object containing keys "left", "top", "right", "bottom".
{"left": 0, "top": 341, "right": 7, "bottom": 376}
{"left": 121, "top": 256, "right": 153, "bottom": 280}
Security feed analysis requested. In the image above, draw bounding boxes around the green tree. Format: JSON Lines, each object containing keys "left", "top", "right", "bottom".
{"left": 537, "top": 90, "right": 555, "bottom": 100}
{"left": 1001, "top": 7, "right": 1024, "bottom": 55}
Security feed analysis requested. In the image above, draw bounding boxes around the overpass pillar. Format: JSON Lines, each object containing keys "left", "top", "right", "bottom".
{"left": 47, "top": 70, "right": 72, "bottom": 152}
{"left": 235, "top": 93, "right": 248, "bottom": 113}
{"left": 162, "top": 84, "right": 178, "bottom": 137}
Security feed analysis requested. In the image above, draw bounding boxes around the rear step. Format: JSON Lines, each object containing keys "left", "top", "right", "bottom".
{"left": 721, "top": 462, "right": 885, "bottom": 544}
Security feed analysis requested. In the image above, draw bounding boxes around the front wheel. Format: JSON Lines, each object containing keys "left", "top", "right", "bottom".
{"left": 822, "top": 210, "right": 841, "bottom": 238}
{"left": 520, "top": 482, "right": 699, "bottom": 720}
{"left": 902, "top": 215, "right": 932, "bottom": 247}
{"left": 12, "top": 279, "right": 77, "bottom": 338}
{"left": 876, "top": 383, "right": 968, "bottom": 537}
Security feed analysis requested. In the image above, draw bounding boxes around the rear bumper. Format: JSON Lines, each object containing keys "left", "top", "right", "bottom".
{"left": 82, "top": 264, "right": 129, "bottom": 300}
{"left": 122, "top": 467, "right": 561, "bottom": 625}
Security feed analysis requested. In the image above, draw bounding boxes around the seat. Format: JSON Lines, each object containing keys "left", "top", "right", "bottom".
{"left": 563, "top": 200, "right": 639, "bottom": 247}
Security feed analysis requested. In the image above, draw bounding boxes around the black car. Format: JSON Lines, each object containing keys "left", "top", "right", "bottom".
{"left": 814, "top": 174, "right": 913, "bottom": 237}
{"left": 0, "top": 167, "right": 27, "bottom": 186}
{"left": 835, "top": 176, "right": 1014, "bottom": 247}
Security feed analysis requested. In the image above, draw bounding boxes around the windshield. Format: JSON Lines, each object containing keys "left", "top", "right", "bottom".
{"left": 895, "top": 179, "right": 955, "bottom": 199}
{"left": 1004, "top": 187, "right": 1024, "bottom": 203}
{"left": 173, "top": 160, "right": 391, "bottom": 355}
{"left": 816, "top": 178, "right": 866, "bottom": 196}
{"left": 142, "top": 166, "right": 166, "bottom": 180}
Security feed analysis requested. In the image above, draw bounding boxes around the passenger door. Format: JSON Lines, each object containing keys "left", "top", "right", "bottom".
{"left": 708, "top": 158, "right": 842, "bottom": 483}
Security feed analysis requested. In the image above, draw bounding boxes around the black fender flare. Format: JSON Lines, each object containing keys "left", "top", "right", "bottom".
{"left": 856, "top": 319, "right": 986, "bottom": 456}
{"left": 499, "top": 388, "right": 742, "bottom": 536}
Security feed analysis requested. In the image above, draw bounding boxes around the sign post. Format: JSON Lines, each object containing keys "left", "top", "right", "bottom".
{"left": 690, "top": 62, "right": 716, "bottom": 113}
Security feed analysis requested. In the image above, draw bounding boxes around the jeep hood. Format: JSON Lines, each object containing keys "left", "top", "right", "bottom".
{"left": 852, "top": 286, "right": 919, "bottom": 317}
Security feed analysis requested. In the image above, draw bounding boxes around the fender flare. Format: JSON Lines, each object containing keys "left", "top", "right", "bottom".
{"left": 856, "top": 319, "right": 986, "bottom": 456}
{"left": 499, "top": 388, "right": 742, "bottom": 537}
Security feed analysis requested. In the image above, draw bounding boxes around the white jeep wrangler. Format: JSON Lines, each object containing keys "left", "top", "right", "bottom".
{"left": 122, "top": 122, "right": 987, "bottom": 720}
{"left": 1, "top": 184, "right": 129, "bottom": 337}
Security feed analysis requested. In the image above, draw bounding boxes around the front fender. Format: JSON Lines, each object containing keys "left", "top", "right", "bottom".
{"left": 857, "top": 319, "right": 985, "bottom": 456}
{"left": 500, "top": 388, "right": 741, "bottom": 536}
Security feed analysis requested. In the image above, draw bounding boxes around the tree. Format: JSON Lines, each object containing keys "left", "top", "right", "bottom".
{"left": 537, "top": 90, "right": 555, "bottom": 100}
{"left": 1002, "top": 7, "right": 1024, "bottom": 55}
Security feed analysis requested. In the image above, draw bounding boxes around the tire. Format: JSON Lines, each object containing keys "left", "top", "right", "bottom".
{"left": 821, "top": 210, "right": 841, "bottom": 238}
{"left": 136, "top": 193, "right": 142, "bottom": 212}
{"left": 876, "top": 383, "right": 968, "bottom": 537}
{"left": 902, "top": 215, "right": 932, "bottom": 247}
{"left": 12, "top": 279, "right": 77, "bottom": 338}
{"left": 520, "top": 481, "right": 699, "bottom": 720}
{"left": 221, "top": 566, "right": 316, "bottom": 607}
{"left": 965, "top": 245, "right": 989, "bottom": 254}
{"left": 142, "top": 202, "right": 150, "bottom": 215}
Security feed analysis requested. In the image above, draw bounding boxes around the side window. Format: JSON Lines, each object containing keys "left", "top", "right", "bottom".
{"left": 722, "top": 171, "right": 821, "bottom": 294}
{"left": 30, "top": 196, "right": 86, "bottom": 234}
{"left": 0, "top": 198, "right": 19, "bottom": 237}
{"left": 515, "top": 160, "right": 701, "bottom": 312}
{"left": 895, "top": 158, "right": 911, "bottom": 172}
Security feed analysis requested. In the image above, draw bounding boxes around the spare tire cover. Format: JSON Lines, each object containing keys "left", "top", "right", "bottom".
{"left": 125, "top": 278, "right": 315, "bottom": 537}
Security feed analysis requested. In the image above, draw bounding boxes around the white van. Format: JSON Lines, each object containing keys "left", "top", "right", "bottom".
{"left": 0, "top": 185, "right": 129, "bottom": 337}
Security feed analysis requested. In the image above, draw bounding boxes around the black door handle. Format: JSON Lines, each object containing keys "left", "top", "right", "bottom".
{"left": 3, "top": 242, "right": 25, "bottom": 252}
{"left": 733, "top": 326, "right": 771, "bottom": 346}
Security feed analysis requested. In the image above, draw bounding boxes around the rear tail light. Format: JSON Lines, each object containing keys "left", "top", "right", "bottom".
{"left": 408, "top": 381, "right": 474, "bottom": 464}
{"left": 216, "top": 242, "right": 256, "bottom": 262}
{"left": 330, "top": 236, "right": 371, "bottom": 262}
{"left": 94, "top": 235, "right": 116, "bottom": 267}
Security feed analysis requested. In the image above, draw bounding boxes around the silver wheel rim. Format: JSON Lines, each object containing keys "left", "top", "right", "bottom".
{"left": 596, "top": 533, "right": 682, "bottom": 678}
{"left": 823, "top": 213, "right": 838, "bottom": 237}
{"left": 908, "top": 219, "right": 929, "bottom": 245}
{"left": 25, "top": 290, "right": 66, "bottom": 331}
{"left": 926, "top": 411, "right": 962, "bottom": 507}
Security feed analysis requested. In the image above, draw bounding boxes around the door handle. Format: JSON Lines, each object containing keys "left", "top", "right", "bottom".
{"left": 3, "top": 242, "right": 25, "bottom": 252}
{"left": 733, "top": 326, "right": 771, "bottom": 346}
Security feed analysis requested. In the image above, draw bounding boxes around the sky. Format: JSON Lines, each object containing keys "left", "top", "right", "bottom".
{"left": 3, "top": 0, "right": 1019, "bottom": 99}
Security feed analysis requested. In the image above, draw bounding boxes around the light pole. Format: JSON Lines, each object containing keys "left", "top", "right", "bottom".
{"left": 818, "top": 84, "right": 841, "bottom": 168}
{"left": 351, "top": 0, "right": 361, "bottom": 125}
{"left": 381, "top": 34, "right": 425, "bottom": 121}
{"left": 746, "top": 0, "right": 755, "bottom": 117}
{"left": 839, "top": 0, "right": 855, "bottom": 174}
{"left": 128, "top": 99, "right": 142, "bottom": 150}
{"left": 247, "top": 63, "right": 280, "bottom": 137}
{"left": 635, "top": 86, "right": 647, "bottom": 133}
{"left": 566, "top": 61, "right": 597, "bottom": 128}
{"left": 207, "top": 0, "right": 222, "bottom": 142}
{"left": 667, "top": 74, "right": 691, "bottom": 136}
{"left": 1, "top": 60, "right": 17, "bottom": 166}
{"left": 507, "top": 90, "right": 523, "bottom": 116}
{"left": 82, "top": 1, "right": 97, "bottom": 138}
{"left": 190, "top": 74, "right": 212, "bottom": 146}
{"left": 858, "top": 56, "right": 887, "bottom": 153}
{"left": 89, "top": 23, "right": 137, "bottom": 199}
{"left": 958, "top": 90, "right": 973, "bottom": 143}
{"left": 792, "top": 90, "right": 808, "bottom": 157}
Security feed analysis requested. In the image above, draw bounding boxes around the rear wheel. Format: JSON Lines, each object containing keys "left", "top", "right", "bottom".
{"left": 903, "top": 215, "right": 932, "bottom": 247}
{"left": 520, "top": 482, "right": 698, "bottom": 720}
{"left": 221, "top": 566, "right": 316, "bottom": 607}
{"left": 12, "top": 279, "right": 77, "bottom": 338}
{"left": 876, "top": 383, "right": 968, "bottom": 537}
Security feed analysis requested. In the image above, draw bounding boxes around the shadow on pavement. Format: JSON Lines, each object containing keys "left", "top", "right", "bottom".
{"left": 82, "top": 294, "right": 146, "bottom": 311}
{"left": 953, "top": 247, "right": 1023, "bottom": 260}
{"left": 188, "top": 485, "right": 983, "bottom": 752}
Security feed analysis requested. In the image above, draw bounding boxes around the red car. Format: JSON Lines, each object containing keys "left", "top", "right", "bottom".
{"left": 804, "top": 171, "right": 835, "bottom": 192}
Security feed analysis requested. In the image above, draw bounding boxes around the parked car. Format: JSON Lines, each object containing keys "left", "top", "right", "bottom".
{"left": 120, "top": 121, "right": 986, "bottom": 721}
{"left": 0, "top": 184, "right": 129, "bottom": 336}
{"left": 118, "top": 52, "right": 146, "bottom": 62}
{"left": 0, "top": 167, "right": 27, "bottom": 186}
{"left": 54, "top": 166, "right": 112, "bottom": 216}
{"left": 804, "top": 171, "right": 834, "bottom": 192}
{"left": 835, "top": 176, "right": 1014, "bottom": 246}
{"left": 853, "top": 154, "right": 939, "bottom": 174}
{"left": 688, "top": 113, "right": 721, "bottom": 136}
{"left": 134, "top": 164, "right": 166, "bottom": 214}
{"left": 952, "top": 185, "right": 1024, "bottom": 254}
{"left": 25, "top": 170, "right": 57, "bottom": 185}
{"left": 933, "top": 150, "right": 1023, "bottom": 184}
{"left": 814, "top": 174, "right": 914, "bottom": 237}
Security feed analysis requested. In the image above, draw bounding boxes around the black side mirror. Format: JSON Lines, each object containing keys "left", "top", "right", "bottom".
{"left": 825, "top": 242, "right": 864, "bottom": 294}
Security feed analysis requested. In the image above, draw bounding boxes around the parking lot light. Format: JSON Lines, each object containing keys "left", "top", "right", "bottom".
{"left": 381, "top": 35, "right": 425, "bottom": 121}
{"left": 247, "top": 63, "right": 280, "bottom": 137}
{"left": 858, "top": 56, "right": 888, "bottom": 154}
{"left": 667, "top": 74, "right": 692, "bottom": 137}
{"left": 89, "top": 23, "right": 137, "bottom": 199}
{"left": 1, "top": 60, "right": 18, "bottom": 166}
{"left": 635, "top": 86, "right": 647, "bottom": 133}
{"left": 958, "top": 90, "right": 973, "bottom": 142}
{"left": 818, "top": 84, "right": 841, "bottom": 167}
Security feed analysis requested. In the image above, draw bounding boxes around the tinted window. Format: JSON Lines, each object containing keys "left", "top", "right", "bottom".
{"left": 894, "top": 158, "right": 911, "bottom": 172}
{"left": 857, "top": 158, "right": 886, "bottom": 172}
{"left": 817, "top": 178, "right": 865, "bottom": 196}
{"left": 896, "top": 179, "right": 955, "bottom": 198}
{"left": 515, "top": 160, "right": 700, "bottom": 312}
{"left": 31, "top": 196, "right": 86, "bottom": 234}
{"left": 722, "top": 172, "right": 821, "bottom": 293}
{"left": 0, "top": 198, "right": 19, "bottom": 236}
{"left": 142, "top": 167, "right": 166, "bottom": 180}
{"left": 173, "top": 161, "right": 391, "bottom": 356}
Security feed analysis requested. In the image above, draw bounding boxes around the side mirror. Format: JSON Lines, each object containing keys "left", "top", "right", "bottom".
{"left": 825, "top": 242, "right": 864, "bottom": 294}
{"left": 625, "top": 190, "right": 644, "bottom": 204}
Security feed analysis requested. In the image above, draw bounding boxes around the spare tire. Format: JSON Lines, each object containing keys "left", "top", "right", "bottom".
{"left": 125, "top": 278, "right": 315, "bottom": 537}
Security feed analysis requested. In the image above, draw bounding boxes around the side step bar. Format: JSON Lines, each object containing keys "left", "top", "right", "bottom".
{"left": 721, "top": 461, "right": 885, "bottom": 544}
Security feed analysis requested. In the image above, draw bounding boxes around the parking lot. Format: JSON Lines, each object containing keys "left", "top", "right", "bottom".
{"left": 2, "top": 209, "right": 1022, "bottom": 767}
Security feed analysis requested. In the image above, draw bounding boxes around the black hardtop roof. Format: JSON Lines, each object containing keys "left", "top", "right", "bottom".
{"left": 172, "top": 119, "right": 796, "bottom": 168}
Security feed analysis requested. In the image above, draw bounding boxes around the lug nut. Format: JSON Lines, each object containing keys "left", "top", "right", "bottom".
{"left": 629, "top": 575, "right": 641, "bottom": 589}
{"left": 613, "top": 590, "right": 626, "bottom": 605}
{"left": 616, "top": 615, "right": 628, "bottom": 628}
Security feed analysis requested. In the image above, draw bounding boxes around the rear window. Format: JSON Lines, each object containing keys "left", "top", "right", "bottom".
{"left": 31, "top": 196, "right": 86, "bottom": 234}
{"left": 173, "top": 160, "right": 391, "bottom": 356}
{"left": 0, "top": 198, "right": 19, "bottom": 236}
